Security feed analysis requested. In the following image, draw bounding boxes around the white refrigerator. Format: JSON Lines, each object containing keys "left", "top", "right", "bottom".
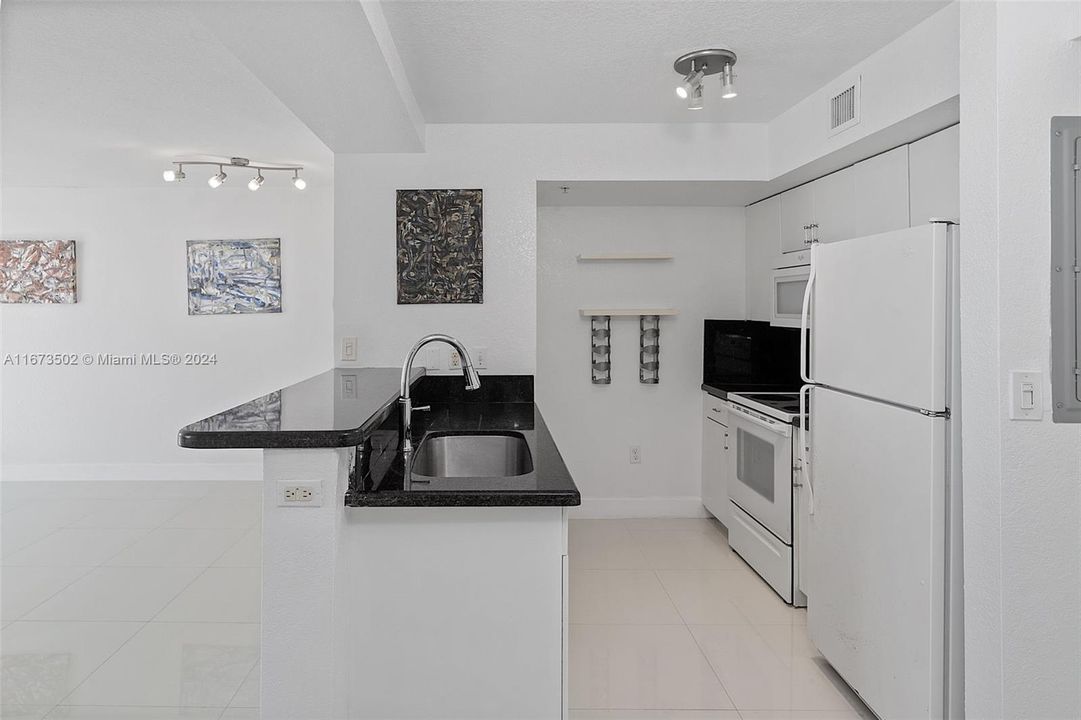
{"left": 801, "top": 222, "right": 963, "bottom": 720}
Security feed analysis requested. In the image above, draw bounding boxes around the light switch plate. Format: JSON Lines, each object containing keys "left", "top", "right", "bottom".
{"left": 474, "top": 347, "right": 488, "bottom": 369}
{"left": 341, "top": 336, "right": 358, "bottom": 362}
{"left": 1009, "top": 370, "right": 1044, "bottom": 420}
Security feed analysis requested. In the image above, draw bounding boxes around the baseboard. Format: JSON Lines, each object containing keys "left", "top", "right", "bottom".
{"left": 1, "top": 462, "right": 261, "bottom": 483}
{"left": 569, "top": 496, "right": 709, "bottom": 519}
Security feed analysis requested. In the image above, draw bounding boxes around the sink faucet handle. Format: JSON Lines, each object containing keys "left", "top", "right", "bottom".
{"left": 412, "top": 405, "right": 431, "bottom": 413}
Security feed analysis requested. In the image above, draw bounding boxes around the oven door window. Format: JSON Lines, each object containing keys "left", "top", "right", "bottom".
{"left": 736, "top": 427, "right": 776, "bottom": 502}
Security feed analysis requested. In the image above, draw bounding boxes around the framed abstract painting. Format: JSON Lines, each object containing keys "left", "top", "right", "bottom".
{"left": 187, "top": 238, "right": 282, "bottom": 315}
{"left": 396, "top": 189, "right": 483, "bottom": 304}
{"left": 0, "top": 240, "right": 78, "bottom": 304}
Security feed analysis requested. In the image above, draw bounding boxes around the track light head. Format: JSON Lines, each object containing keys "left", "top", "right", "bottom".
{"left": 248, "top": 173, "right": 264, "bottom": 192}
{"left": 687, "top": 82, "right": 704, "bottom": 110}
{"left": 721, "top": 63, "right": 738, "bottom": 99}
{"left": 163, "top": 167, "right": 185, "bottom": 182}
{"left": 292, "top": 171, "right": 307, "bottom": 190}
{"left": 208, "top": 167, "right": 227, "bottom": 189}
{"left": 675, "top": 68, "right": 704, "bottom": 100}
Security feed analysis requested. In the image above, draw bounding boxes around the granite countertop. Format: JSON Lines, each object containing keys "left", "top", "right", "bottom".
{"left": 178, "top": 370, "right": 580, "bottom": 508}
{"left": 178, "top": 367, "right": 422, "bottom": 449}
{"left": 347, "top": 375, "right": 580, "bottom": 508}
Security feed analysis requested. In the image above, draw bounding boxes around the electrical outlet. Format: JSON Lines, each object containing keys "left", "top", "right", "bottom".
{"left": 277, "top": 481, "right": 323, "bottom": 507}
{"left": 449, "top": 349, "right": 462, "bottom": 369}
{"left": 629, "top": 445, "right": 642, "bottom": 464}
{"left": 341, "top": 336, "right": 358, "bottom": 362}
{"left": 474, "top": 347, "right": 488, "bottom": 369}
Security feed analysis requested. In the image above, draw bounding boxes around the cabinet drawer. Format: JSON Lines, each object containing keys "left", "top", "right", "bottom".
{"left": 728, "top": 502, "right": 793, "bottom": 603}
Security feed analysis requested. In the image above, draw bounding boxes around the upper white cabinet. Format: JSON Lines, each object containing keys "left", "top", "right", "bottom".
{"left": 779, "top": 182, "right": 816, "bottom": 254}
{"left": 848, "top": 145, "right": 910, "bottom": 239}
{"left": 746, "top": 125, "right": 959, "bottom": 324}
{"left": 813, "top": 166, "right": 857, "bottom": 244}
{"left": 778, "top": 144, "right": 910, "bottom": 253}
{"left": 746, "top": 196, "right": 781, "bottom": 321}
{"left": 909, "top": 125, "right": 960, "bottom": 226}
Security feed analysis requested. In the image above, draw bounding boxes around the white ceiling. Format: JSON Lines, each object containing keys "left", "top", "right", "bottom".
{"left": 185, "top": 1, "right": 423, "bottom": 153}
{"left": 1, "top": 1, "right": 337, "bottom": 188}
{"left": 381, "top": 0, "right": 949, "bottom": 124}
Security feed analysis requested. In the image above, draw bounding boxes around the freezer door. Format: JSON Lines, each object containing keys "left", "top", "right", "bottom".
{"left": 806, "top": 387, "right": 946, "bottom": 720}
{"left": 811, "top": 223, "right": 950, "bottom": 411}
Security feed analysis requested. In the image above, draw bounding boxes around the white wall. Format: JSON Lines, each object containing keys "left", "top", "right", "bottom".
{"left": 536, "top": 206, "right": 744, "bottom": 515}
{"left": 959, "top": 2, "right": 1081, "bottom": 717}
{"left": 0, "top": 186, "right": 334, "bottom": 479}
{"left": 333, "top": 123, "right": 767, "bottom": 375}
{"left": 768, "top": 3, "right": 960, "bottom": 179}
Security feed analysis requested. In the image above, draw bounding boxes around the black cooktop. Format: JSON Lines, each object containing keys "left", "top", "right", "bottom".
{"left": 737, "top": 392, "right": 803, "bottom": 414}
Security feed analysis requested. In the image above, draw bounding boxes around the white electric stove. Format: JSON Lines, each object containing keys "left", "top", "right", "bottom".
{"left": 724, "top": 391, "right": 807, "bottom": 606}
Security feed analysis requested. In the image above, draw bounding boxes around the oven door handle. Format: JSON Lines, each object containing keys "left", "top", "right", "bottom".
{"left": 725, "top": 403, "right": 791, "bottom": 437}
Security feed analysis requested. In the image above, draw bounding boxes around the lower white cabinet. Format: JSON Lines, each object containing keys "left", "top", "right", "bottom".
{"left": 701, "top": 394, "right": 732, "bottom": 527}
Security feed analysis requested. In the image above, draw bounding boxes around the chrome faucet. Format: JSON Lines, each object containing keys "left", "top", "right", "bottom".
{"left": 399, "top": 334, "right": 481, "bottom": 453}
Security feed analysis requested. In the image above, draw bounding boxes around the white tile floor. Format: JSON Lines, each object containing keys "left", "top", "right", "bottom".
{"left": 567, "top": 518, "right": 871, "bottom": 720}
{"left": 1, "top": 482, "right": 261, "bottom": 720}
{"left": 2, "top": 483, "right": 868, "bottom": 720}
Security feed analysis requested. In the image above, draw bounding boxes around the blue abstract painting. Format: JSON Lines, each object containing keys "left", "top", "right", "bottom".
{"left": 187, "top": 239, "right": 282, "bottom": 315}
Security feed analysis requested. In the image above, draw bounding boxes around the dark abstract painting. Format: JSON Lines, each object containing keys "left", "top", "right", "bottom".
{"left": 187, "top": 238, "right": 282, "bottom": 315}
{"left": 396, "top": 189, "right": 483, "bottom": 304}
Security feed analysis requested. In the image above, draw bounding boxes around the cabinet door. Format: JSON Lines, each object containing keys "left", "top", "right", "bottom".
{"left": 701, "top": 397, "right": 731, "bottom": 527}
{"left": 779, "top": 182, "right": 815, "bottom": 254}
{"left": 746, "top": 196, "right": 781, "bottom": 321}
{"left": 909, "top": 124, "right": 960, "bottom": 225}
{"left": 812, "top": 167, "right": 856, "bottom": 244}
{"left": 849, "top": 145, "right": 910, "bottom": 238}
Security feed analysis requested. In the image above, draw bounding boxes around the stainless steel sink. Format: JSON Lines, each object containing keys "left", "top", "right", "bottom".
{"left": 411, "top": 432, "right": 534, "bottom": 478}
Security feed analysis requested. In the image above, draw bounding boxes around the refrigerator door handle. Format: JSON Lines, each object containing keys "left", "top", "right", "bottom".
{"left": 800, "top": 242, "right": 818, "bottom": 385}
{"left": 799, "top": 384, "right": 814, "bottom": 514}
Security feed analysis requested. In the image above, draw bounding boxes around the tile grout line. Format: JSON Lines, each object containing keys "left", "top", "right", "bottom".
{"left": 45, "top": 488, "right": 257, "bottom": 709}
{"left": 3, "top": 496, "right": 207, "bottom": 622}
{"left": 43, "top": 498, "right": 199, "bottom": 709}
{"left": 220, "top": 649, "right": 261, "bottom": 715}
{"left": 652, "top": 567, "right": 741, "bottom": 713}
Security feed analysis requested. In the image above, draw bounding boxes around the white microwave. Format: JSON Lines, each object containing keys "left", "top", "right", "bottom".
{"left": 771, "top": 265, "right": 810, "bottom": 328}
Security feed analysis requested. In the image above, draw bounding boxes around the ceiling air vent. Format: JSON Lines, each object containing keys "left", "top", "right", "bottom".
{"left": 829, "top": 75, "right": 861, "bottom": 136}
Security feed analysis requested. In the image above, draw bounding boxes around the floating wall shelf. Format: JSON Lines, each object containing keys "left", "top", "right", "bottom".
{"left": 578, "top": 308, "right": 679, "bottom": 317}
{"left": 576, "top": 253, "right": 674, "bottom": 262}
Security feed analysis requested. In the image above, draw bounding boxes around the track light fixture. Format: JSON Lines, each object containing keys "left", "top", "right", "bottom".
{"left": 672, "top": 49, "right": 738, "bottom": 110}
{"left": 163, "top": 156, "right": 307, "bottom": 190}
